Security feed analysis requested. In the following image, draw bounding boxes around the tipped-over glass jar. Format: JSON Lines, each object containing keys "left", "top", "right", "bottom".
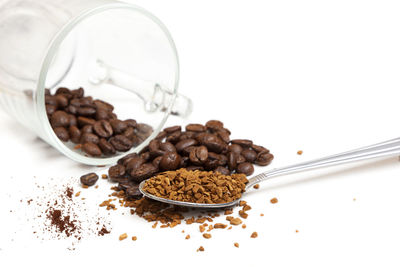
{"left": 0, "top": 0, "right": 192, "bottom": 165}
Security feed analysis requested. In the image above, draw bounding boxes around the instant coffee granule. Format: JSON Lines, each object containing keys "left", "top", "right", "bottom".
{"left": 251, "top": 232, "right": 258, "bottom": 238}
{"left": 142, "top": 169, "right": 248, "bottom": 204}
{"left": 270, "top": 197, "right": 278, "bottom": 204}
{"left": 234, "top": 242, "right": 239, "bottom": 248}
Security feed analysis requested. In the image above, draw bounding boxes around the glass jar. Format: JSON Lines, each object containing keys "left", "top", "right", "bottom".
{"left": 0, "top": 0, "right": 192, "bottom": 165}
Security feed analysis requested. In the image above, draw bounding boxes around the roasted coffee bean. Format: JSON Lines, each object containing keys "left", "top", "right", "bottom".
{"left": 99, "top": 138, "right": 116, "bottom": 155}
{"left": 82, "top": 142, "right": 102, "bottom": 157}
{"left": 124, "top": 119, "right": 137, "bottom": 128}
{"left": 237, "top": 154, "right": 246, "bottom": 164}
{"left": 236, "top": 162, "right": 254, "bottom": 176}
{"left": 155, "top": 131, "right": 167, "bottom": 140}
{"left": 149, "top": 149, "right": 165, "bottom": 159}
{"left": 80, "top": 133, "right": 99, "bottom": 144}
{"left": 251, "top": 144, "right": 270, "bottom": 154}
{"left": 189, "top": 146, "right": 208, "bottom": 165}
{"left": 204, "top": 158, "right": 220, "bottom": 170}
{"left": 180, "top": 156, "right": 190, "bottom": 168}
{"left": 110, "top": 119, "right": 127, "bottom": 134}
{"left": 108, "top": 164, "right": 126, "bottom": 179}
{"left": 69, "top": 126, "right": 81, "bottom": 143}
{"left": 69, "top": 115, "right": 77, "bottom": 127}
{"left": 81, "top": 125, "right": 93, "bottom": 134}
{"left": 93, "top": 99, "right": 114, "bottom": 111}
{"left": 159, "top": 152, "right": 181, "bottom": 171}
{"left": 159, "top": 142, "right": 176, "bottom": 153}
{"left": 126, "top": 185, "right": 141, "bottom": 199}
{"left": 130, "top": 135, "right": 141, "bottom": 147}
{"left": 80, "top": 173, "right": 99, "bottom": 186}
{"left": 164, "top": 125, "right": 181, "bottom": 133}
{"left": 214, "top": 166, "right": 230, "bottom": 175}
{"left": 93, "top": 120, "right": 113, "bottom": 138}
{"left": 175, "top": 139, "right": 197, "bottom": 152}
{"left": 45, "top": 95, "right": 57, "bottom": 106}
{"left": 182, "top": 146, "right": 196, "bottom": 156}
{"left": 71, "top": 88, "right": 84, "bottom": 98}
{"left": 110, "top": 135, "right": 133, "bottom": 152}
{"left": 227, "top": 152, "right": 238, "bottom": 171}
{"left": 56, "top": 87, "right": 71, "bottom": 95}
{"left": 152, "top": 156, "right": 163, "bottom": 168}
{"left": 118, "top": 153, "right": 139, "bottom": 165}
{"left": 130, "top": 163, "right": 158, "bottom": 182}
{"left": 45, "top": 89, "right": 51, "bottom": 95}
{"left": 205, "top": 120, "right": 224, "bottom": 131}
{"left": 66, "top": 105, "right": 78, "bottom": 115}
{"left": 179, "top": 131, "right": 197, "bottom": 141}
{"left": 78, "top": 96, "right": 94, "bottom": 107}
{"left": 46, "top": 105, "right": 57, "bottom": 116}
{"left": 50, "top": 111, "right": 70, "bottom": 128}
{"left": 123, "top": 127, "right": 135, "bottom": 139}
{"left": 186, "top": 123, "right": 207, "bottom": 132}
{"left": 231, "top": 139, "right": 253, "bottom": 147}
{"left": 77, "top": 106, "right": 96, "bottom": 117}
{"left": 140, "top": 151, "right": 151, "bottom": 161}
{"left": 77, "top": 116, "right": 96, "bottom": 127}
{"left": 55, "top": 94, "right": 69, "bottom": 108}
{"left": 166, "top": 130, "right": 181, "bottom": 144}
{"left": 136, "top": 123, "right": 153, "bottom": 135}
{"left": 126, "top": 157, "right": 146, "bottom": 172}
{"left": 200, "top": 134, "right": 227, "bottom": 153}
{"left": 95, "top": 108, "right": 110, "bottom": 121}
{"left": 149, "top": 139, "right": 161, "bottom": 152}
{"left": 217, "top": 130, "right": 230, "bottom": 143}
{"left": 255, "top": 152, "right": 274, "bottom": 166}
{"left": 186, "top": 166, "right": 204, "bottom": 171}
{"left": 53, "top": 127, "right": 69, "bottom": 142}
{"left": 228, "top": 144, "right": 243, "bottom": 154}
{"left": 241, "top": 149, "right": 257, "bottom": 162}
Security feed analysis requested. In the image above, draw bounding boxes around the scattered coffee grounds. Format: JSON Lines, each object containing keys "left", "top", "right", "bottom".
{"left": 119, "top": 233, "right": 128, "bottom": 241}
{"left": 98, "top": 226, "right": 111, "bottom": 236}
{"left": 47, "top": 205, "right": 78, "bottom": 238}
{"left": 251, "top": 232, "right": 258, "bottom": 238}
{"left": 270, "top": 197, "right": 278, "bottom": 204}
{"left": 234, "top": 242, "right": 239, "bottom": 248}
{"left": 46, "top": 87, "right": 153, "bottom": 157}
{"left": 297, "top": 150, "right": 303, "bottom": 155}
{"left": 142, "top": 169, "right": 248, "bottom": 204}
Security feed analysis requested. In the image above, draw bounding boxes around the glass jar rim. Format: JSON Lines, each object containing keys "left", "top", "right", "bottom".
{"left": 36, "top": 2, "right": 180, "bottom": 166}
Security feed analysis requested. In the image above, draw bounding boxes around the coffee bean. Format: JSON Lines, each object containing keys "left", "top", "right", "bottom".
{"left": 126, "top": 157, "right": 146, "bottom": 172}
{"left": 118, "top": 153, "right": 139, "bottom": 165}
{"left": 108, "top": 164, "right": 126, "bottom": 179}
{"left": 217, "top": 130, "right": 230, "bottom": 143}
{"left": 82, "top": 142, "right": 102, "bottom": 157}
{"left": 166, "top": 131, "right": 181, "bottom": 143}
{"left": 66, "top": 105, "right": 78, "bottom": 115}
{"left": 175, "top": 139, "right": 198, "bottom": 152}
{"left": 123, "top": 127, "right": 135, "bottom": 139}
{"left": 236, "top": 162, "right": 254, "bottom": 176}
{"left": 80, "top": 173, "right": 99, "bottom": 186}
{"left": 231, "top": 139, "right": 253, "bottom": 147}
{"left": 205, "top": 120, "right": 224, "bottom": 131}
{"left": 251, "top": 144, "right": 270, "bottom": 154}
{"left": 255, "top": 152, "right": 274, "bottom": 166}
{"left": 155, "top": 131, "right": 167, "bottom": 140}
{"left": 80, "top": 133, "right": 99, "bottom": 144}
{"left": 159, "top": 152, "right": 181, "bottom": 171}
{"left": 181, "top": 146, "right": 196, "bottom": 156}
{"left": 77, "top": 107, "right": 96, "bottom": 117}
{"left": 140, "top": 151, "right": 151, "bottom": 161}
{"left": 55, "top": 94, "right": 68, "bottom": 108}
{"left": 46, "top": 105, "right": 57, "bottom": 116}
{"left": 152, "top": 156, "right": 163, "bottom": 168}
{"left": 110, "top": 135, "right": 133, "bottom": 152}
{"left": 214, "top": 166, "right": 230, "bottom": 175}
{"left": 126, "top": 184, "right": 141, "bottom": 199}
{"left": 186, "top": 124, "right": 207, "bottom": 132}
{"left": 198, "top": 133, "right": 227, "bottom": 153}
{"left": 81, "top": 125, "right": 93, "bottom": 134}
{"left": 180, "top": 156, "right": 190, "bottom": 168}
{"left": 69, "top": 115, "right": 77, "bottom": 127}
{"left": 71, "top": 87, "right": 84, "bottom": 98}
{"left": 136, "top": 123, "right": 153, "bottom": 135}
{"left": 77, "top": 116, "right": 96, "bottom": 127}
{"left": 149, "top": 139, "right": 161, "bottom": 152}
{"left": 164, "top": 125, "right": 181, "bottom": 133}
{"left": 93, "top": 99, "right": 114, "bottom": 111}
{"left": 236, "top": 154, "right": 246, "bottom": 164}
{"left": 124, "top": 119, "right": 137, "bottom": 128}
{"left": 241, "top": 149, "right": 257, "bottom": 162}
{"left": 189, "top": 146, "right": 208, "bottom": 165}
{"left": 110, "top": 119, "right": 127, "bottom": 134}
{"left": 50, "top": 111, "right": 70, "bottom": 128}
{"left": 45, "top": 95, "right": 57, "bottom": 106}
{"left": 56, "top": 87, "right": 71, "bottom": 95}
{"left": 130, "top": 163, "right": 158, "bottom": 182}
{"left": 227, "top": 152, "right": 238, "bottom": 171}
{"left": 186, "top": 166, "right": 204, "bottom": 171}
{"left": 228, "top": 144, "right": 243, "bottom": 154}
{"left": 159, "top": 142, "right": 176, "bottom": 153}
{"left": 45, "top": 89, "right": 51, "bottom": 95}
{"left": 95, "top": 108, "right": 110, "bottom": 121}
{"left": 93, "top": 120, "right": 113, "bottom": 138}
{"left": 53, "top": 127, "right": 69, "bottom": 142}
{"left": 99, "top": 138, "right": 116, "bottom": 155}
{"left": 69, "top": 126, "right": 81, "bottom": 143}
{"left": 179, "top": 131, "right": 197, "bottom": 141}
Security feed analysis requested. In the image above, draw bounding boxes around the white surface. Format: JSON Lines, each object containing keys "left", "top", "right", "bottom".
{"left": 2, "top": 0, "right": 400, "bottom": 266}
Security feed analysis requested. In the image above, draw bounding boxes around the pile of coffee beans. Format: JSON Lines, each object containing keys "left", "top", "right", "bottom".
{"left": 46, "top": 87, "right": 153, "bottom": 157}
{"left": 106, "top": 120, "right": 274, "bottom": 198}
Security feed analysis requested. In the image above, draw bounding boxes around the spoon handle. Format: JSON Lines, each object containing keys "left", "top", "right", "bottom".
{"left": 246, "top": 137, "right": 400, "bottom": 188}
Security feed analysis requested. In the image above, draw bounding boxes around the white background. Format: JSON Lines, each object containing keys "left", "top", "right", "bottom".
{"left": 2, "top": 0, "right": 400, "bottom": 266}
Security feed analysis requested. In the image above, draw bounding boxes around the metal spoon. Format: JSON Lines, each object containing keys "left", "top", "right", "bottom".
{"left": 139, "top": 137, "right": 400, "bottom": 208}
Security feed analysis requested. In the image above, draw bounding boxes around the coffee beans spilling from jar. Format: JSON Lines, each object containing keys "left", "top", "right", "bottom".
{"left": 106, "top": 120, "right": 274, "bottom": 198}
{"left": 46, "top": 87, "right": 153, "bottom": 157}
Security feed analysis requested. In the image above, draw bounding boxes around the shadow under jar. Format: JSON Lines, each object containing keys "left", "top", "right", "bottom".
{"left": 0, "top": 0, "right": 192, "bottom": 165}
